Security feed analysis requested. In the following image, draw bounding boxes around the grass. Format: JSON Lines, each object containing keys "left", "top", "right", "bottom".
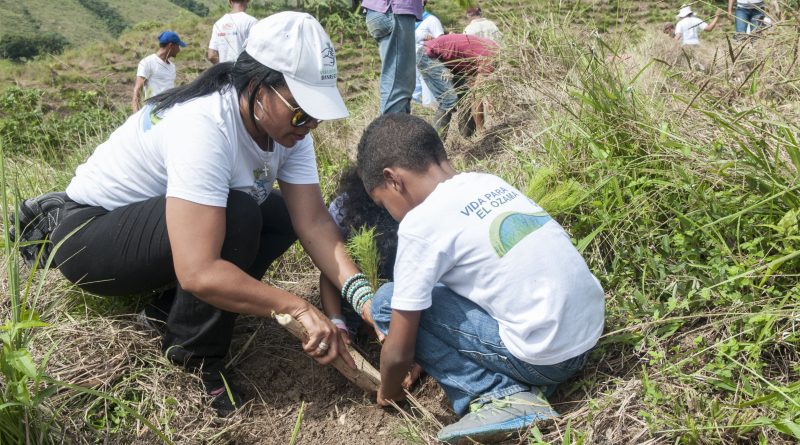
{"left": 1, "top": 0, "right": 799, "bottom": 443}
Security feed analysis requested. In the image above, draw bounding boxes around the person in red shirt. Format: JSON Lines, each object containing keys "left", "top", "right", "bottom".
{"left": 422, "top": 34, "right": 498, "bottom": 136}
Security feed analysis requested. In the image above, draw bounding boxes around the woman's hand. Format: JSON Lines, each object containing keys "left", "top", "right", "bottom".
{"left": 292, "top": 302, "right": 356, "bottom": 367}
{"left": 335, "top": 328, "right": 357, "bottom": 367}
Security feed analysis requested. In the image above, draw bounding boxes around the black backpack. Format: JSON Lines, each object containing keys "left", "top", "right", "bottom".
{"left": 8, "top": 192, "right": 68, "bottom": 268}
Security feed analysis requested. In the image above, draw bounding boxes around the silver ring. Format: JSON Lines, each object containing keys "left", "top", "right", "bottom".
{"left": 317, "top": 341, "right": 330, "bottom": 351}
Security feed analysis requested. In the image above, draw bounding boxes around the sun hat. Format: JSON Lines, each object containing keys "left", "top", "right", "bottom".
{"left": 244, "top": 11, "right": 348, "bottom": 121}
{"left": 158, "top": 31, "right": 187, "bottom": 47}
{"left": 677, "top": 6, "right": 693, "bottom": 18}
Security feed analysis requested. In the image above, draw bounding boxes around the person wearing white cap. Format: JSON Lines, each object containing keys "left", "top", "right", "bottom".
{"left": 45, "top": 12, "right": 370, "bottom": 416}
{"left": 674, "top": 5, "right": 721, "bottom": 46}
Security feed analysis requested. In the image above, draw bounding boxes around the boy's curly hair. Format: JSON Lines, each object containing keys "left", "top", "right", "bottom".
{"left": 332, "top": 167, "right": 399, "bottom": 280}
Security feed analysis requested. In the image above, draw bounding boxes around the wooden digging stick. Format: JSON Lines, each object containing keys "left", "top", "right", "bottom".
{"left": 272, "top": 312, "right": 381, "bottom": 393}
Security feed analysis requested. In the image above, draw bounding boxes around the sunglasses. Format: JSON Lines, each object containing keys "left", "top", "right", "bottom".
{"left": 269, "top": 85, "right": 320, "bottom": 127}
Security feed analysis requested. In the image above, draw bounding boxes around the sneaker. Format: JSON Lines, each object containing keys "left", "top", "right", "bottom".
{"left": 208, "top": 383, "right": 243, "bottom": 417}
{"left": 436, "top": 389, "right": 559, "bottom": 444}
{"left": 204, "top": 368, "right": 243, "bottom": 417}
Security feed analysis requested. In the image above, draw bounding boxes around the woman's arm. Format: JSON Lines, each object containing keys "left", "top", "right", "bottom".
{"left": 165, "top": 196, "right": 342, "bottom": 365}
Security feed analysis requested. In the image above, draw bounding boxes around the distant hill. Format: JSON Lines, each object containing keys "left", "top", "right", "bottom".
{"left": 0, "top": 0, "right": 226, "bottom": 47}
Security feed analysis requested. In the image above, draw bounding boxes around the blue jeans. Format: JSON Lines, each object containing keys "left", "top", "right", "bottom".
{"left": 365, "top": 9, "right": 416, "bottom": 114}
{"left": 370, "top": 282, "right": 589, "bottom": 416}
{"left": 416, "top": 47, "right": 458, "bottom": 113}
{"left": 735, "top": 5, "right": 765, "bottom": 34}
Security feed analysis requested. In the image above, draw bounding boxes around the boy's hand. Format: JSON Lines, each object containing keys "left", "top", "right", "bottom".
{"left": 377, "top": 384, "right": 407, "bottom": 406}
{"left": 360, "top": 299, "right": 386, "bottom": 342}
{"left": 402, "top": 362, "right": 423, "bottom": 389}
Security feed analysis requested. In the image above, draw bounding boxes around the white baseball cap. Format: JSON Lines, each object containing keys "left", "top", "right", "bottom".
{"left": 678, "top": 6, "right": 693, "bottom": 18}
{"left": 244, "top": 12, "right": 348, "bottom": 121}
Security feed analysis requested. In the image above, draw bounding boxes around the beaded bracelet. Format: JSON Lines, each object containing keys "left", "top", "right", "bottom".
{"left": 341, "top": 273, "right": 367, "bottom": 299}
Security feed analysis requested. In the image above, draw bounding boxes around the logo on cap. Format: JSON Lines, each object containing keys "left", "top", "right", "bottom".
{"left": 320, "top": 42, "right": 337, "bottom": 80}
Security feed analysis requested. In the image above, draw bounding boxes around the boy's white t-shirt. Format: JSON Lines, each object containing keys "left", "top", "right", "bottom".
{"left": 209, "top": 12, "right": 258, "bottom": 63}
{"left": 66, "top": 88, "right": 319, "bottom": 211}
{"left": 136, "top": 54, "right": 177, "bottom": 98}
{"left": 675, "top": 16, "right": 707, "bottom": 45}
{"left": 391, "top": 172, "right": 605, "bottom": 366}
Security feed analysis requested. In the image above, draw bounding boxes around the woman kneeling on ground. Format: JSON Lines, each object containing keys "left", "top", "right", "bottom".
{"left": 49, "top": 12, "right": 369, "bottom": 415}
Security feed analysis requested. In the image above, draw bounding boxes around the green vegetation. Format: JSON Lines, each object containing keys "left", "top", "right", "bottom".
{"left": 167, "top": 0, "right": 209, "bottom": 17}
{"left": 346, "top": 227, "right": 381, "bottom": 291}
{"left": 0, "top": 0, "right": 798, "bottom": 443}
{"left": 0, "top": 33, "right": 69, "bottom": 61}
{"left": 76, "top": 0, "right": 129, "bottom": 37}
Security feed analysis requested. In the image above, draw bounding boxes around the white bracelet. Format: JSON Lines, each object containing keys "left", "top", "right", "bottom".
{"left": 330, "top": 317, "right": 348, "bottom": 331}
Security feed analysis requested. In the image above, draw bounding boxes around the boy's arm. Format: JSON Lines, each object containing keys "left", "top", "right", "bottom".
{"left": 705, "top": 13, "right": 721, "bottom": 32}
{"left": 377, "top": 309, "right": 421, "bottom": 405}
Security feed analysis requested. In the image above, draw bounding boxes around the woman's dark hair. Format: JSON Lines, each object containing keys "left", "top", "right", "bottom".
{"left": 146, "top": 51, "right": 285, "bottom": 131}
{"left": 333, "top": 167, "right": 398, "bottom": 280}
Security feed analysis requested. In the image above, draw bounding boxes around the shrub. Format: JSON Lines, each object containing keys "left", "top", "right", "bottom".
{"left": 167, "top": 0, "right": 209, "bottom": 17}
{"left": 0, "top": 33, "right": 68, "bottom": 61}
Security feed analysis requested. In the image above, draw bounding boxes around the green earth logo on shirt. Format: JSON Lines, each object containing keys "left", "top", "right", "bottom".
{"left": 490, "top": 211, "right": 552, "bottom": 257}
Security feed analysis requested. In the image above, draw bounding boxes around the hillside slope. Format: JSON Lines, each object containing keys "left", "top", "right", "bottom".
{"left": 0, "top": 0, "right": 221, "bottom": 45}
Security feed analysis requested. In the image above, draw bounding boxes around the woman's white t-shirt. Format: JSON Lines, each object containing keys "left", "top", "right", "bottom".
{"left": 391, "top": 172, "right": 605, "bottom": 366}
{"left": 66, "top": 88, "right": 319, "bottom": 210}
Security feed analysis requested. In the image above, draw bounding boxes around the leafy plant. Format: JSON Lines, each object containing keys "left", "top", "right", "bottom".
{"left": 346, "top": 226, "right": 380, "bottom": 290}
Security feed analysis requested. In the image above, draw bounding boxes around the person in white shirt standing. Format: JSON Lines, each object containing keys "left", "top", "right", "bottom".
{"left": 412, "top": 0, "right": 444, "bottom": 105}
{"left": 674, "top": 5, "right": 720, "bottom": 46}
{"left": 208, "top": 0, "right": 257, "bottom": 64}
{"left": 131, "top": 31, "right": 186, "bottom": 112}
{"left": 464, "top": 5, "right": 501, "bottom": 42}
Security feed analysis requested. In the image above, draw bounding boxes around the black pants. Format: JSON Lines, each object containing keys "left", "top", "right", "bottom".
{"left": 51, "top": 190, "right": 296, "bottom": 378}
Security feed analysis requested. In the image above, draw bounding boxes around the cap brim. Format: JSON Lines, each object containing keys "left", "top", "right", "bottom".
{"left": 178, "top": 41, "right": 187, "bottom": 47}
{"left": 284, "top": 76, "right": 349, "bottom": 121}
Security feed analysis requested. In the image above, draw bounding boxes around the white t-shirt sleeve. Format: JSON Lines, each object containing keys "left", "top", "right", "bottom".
{"left": 391, "top": 232, "right": 455, "bottom": 311}
{"left": 276, "top": 136, "right": 320, "bottom": 184}
{"left": 136, "top": 57, "right": 151, "bottom": 79}
{"left": 698, "top": 20, "right": 708, "bottom": 31}
{"left": 428, "top": 17, "right": 445, "bottom": 38}
{"left": 164, "top": 115, "right": 233, "bottom": 207}
{"left": 209, "top": 23, "right": 221, "bottom": 51}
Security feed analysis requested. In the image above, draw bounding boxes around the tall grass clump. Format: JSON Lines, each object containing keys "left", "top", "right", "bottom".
{"left": 467, "top": 8, "right": 800, "bottom": 444}
{"left": 0, "top": 144, "right": 61, "bottom": 442}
